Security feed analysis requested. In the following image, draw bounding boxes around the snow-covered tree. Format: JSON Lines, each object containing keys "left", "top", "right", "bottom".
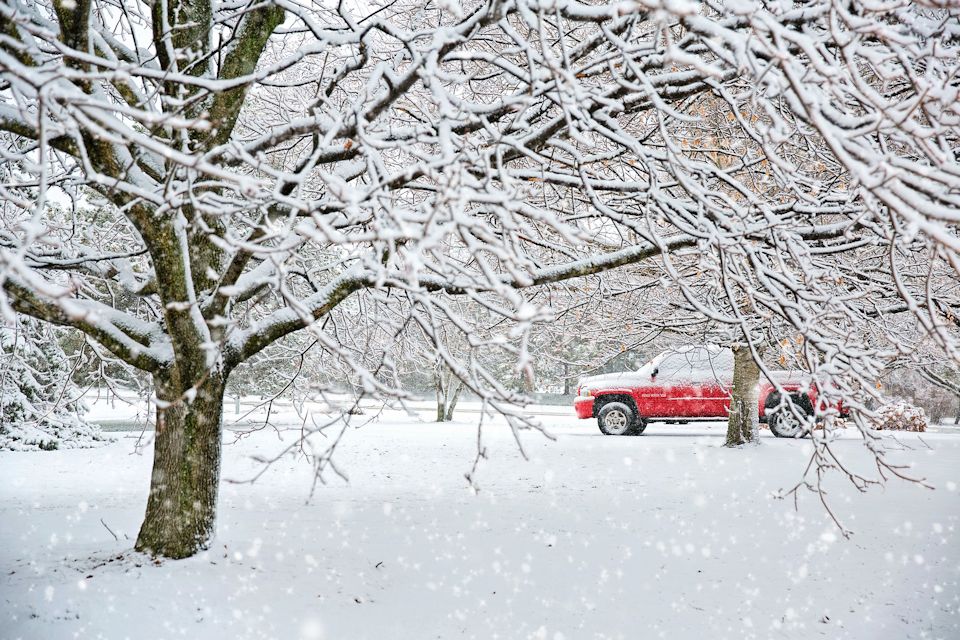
{"left": 0, "top": 319, "right": 102, "bottom": 450}
{"left": 2, "top": 0, "right": 959, "bottom": 557}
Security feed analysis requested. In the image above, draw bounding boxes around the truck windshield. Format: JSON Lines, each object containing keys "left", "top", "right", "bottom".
{"left": 635, "top": 353, "right": 667, "bottom": 377}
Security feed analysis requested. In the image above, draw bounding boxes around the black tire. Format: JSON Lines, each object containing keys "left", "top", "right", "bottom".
{"left": 597, "top": 401, "right": 643, "bottom": 436}
{"left": 766, "top": 393, "right": 813, "bottom": 438}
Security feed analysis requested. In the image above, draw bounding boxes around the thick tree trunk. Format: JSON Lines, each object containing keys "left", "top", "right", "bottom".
{"left": 135, "top": 374, "right": 226, "bottom": 559}
{"left": 725, "top": 344, "right": 762, "bottom": 447}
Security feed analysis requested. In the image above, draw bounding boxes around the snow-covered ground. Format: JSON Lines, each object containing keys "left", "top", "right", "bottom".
{"left": 2, "top": 410, "right": 958, "bottom": 640}
{"left": 79, "top": 390, "right": 578, "bottom": 431}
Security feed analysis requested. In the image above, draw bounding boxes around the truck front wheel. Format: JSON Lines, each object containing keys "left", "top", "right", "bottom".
{"left": 597, "top": 402, "right": 645, "bottom": 436}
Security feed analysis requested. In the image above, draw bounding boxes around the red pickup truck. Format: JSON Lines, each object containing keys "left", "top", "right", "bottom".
{"left": 574, "top": 346, "right": 816, "bottom": 437}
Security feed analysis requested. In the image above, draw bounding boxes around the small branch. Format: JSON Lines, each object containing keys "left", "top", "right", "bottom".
{"left": 100, "top": 518, "right": 119, "bottom": 541}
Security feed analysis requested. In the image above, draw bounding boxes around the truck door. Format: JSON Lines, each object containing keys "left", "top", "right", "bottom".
{"left": 694, "top": 349, "right": 734, "bottom": 417}
{"left": 656, "top": 352, "right": 698, "bottom": 417}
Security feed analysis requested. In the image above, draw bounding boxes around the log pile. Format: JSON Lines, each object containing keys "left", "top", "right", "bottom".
{"left": 872, "top": 402, "right": 928, "bottom": 432}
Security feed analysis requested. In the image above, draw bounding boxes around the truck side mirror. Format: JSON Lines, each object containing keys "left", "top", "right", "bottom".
{"left": 651, "top": 368, "right": 658, "bottom": 380}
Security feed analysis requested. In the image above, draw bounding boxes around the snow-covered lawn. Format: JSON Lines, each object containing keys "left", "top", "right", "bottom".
{"left": 2, "top": 414, "right": 958, "bottom": 640}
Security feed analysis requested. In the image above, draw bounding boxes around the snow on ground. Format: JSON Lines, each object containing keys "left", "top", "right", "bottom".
{"left": 79, "top": 390, "right": 577, "bottom": 431}
{"left": 2, "top": 410, "right": 959, "bottom": 640}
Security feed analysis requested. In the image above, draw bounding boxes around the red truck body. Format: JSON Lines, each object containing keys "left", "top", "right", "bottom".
{"left": 574, "top": 346, "right": 818, "bottom": 434}
{"left": 574, "top": 378, "right": 806, "bottom": 420}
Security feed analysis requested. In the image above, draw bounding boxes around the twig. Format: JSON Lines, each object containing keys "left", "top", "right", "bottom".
{"left": 100, "top": 518, "right": 119, "bottom": 541}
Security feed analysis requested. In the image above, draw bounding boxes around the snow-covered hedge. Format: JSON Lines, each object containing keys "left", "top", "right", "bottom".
{"left": 0, "top": 418, "right": 107, "bottom": 452}
{"left": 871, "top": 402, "right": 928, "bottom": 433}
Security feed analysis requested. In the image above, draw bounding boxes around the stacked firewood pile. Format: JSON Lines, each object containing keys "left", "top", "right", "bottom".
{"left": 871, "top": 402, "right": 928, "bottom": 432}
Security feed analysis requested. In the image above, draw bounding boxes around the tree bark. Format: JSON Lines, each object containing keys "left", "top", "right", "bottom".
{"left": 443, "top": 379, "right": 464, "bottom": 422}
{"left": 435, "top": 368, "right": 445, "bottom": 423}
{"left": 135, "top": 374, "right": 226, "bottom": 559}
{"left": 725, "top": 344, "right": 762, "bottom": 447}
{"left": 434, "top": 366, "right": 463, "bottom": 423}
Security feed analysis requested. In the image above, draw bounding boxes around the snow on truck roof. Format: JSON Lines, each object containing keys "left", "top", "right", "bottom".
{"left": 577, "top": 345, "right": 805, "bottom": 388}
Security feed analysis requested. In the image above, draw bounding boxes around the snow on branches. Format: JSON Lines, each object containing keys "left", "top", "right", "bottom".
{"left": 0, "top": 0, "right": 954, "bottom": 393}
{"left": 0, "top": 0, "right": 958, "bottom": 551}
{"left": 0, "top": 319, "right": 104, "bottom": 451}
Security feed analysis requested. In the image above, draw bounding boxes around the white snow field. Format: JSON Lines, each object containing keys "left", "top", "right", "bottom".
{"left": 2, "top": 411, "right": 958, "bottom": 640}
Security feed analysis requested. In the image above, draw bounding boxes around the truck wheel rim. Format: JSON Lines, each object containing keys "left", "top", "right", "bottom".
{"left": 604, "top": 410, "right": 629, "bottom": 434}
{"left": 776, "top": 412, "right": 802, "bottom": 436}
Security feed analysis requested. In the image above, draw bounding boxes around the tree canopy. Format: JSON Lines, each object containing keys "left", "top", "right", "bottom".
{"left": 1, "top": 0, "right": 958, "bottom": 556}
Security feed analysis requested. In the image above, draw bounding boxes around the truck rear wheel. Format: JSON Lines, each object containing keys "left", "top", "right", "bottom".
{"left": 767, "top": 393, "right": 813, "bottom": 438}
{"left": 597, "top": 402, "right": 644, "bottom": 436}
